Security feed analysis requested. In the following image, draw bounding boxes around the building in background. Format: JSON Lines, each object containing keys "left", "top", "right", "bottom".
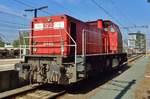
{"left": 128, "top": 31, "right": 146, "bottom": 54}
{"left": 123, "top": 39, "right": 128, "bottom": 53}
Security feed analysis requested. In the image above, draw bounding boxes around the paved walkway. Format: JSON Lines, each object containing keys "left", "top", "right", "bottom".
{"left": 91, "top": 56, "right": 149, "bottom": 99}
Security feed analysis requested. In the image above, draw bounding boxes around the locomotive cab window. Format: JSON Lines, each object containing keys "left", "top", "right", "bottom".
{"left": 70, "top": 22, "right": 77, "bottom": 55}
{"left": 110, "top": 27, "right": 115, "bottom": 32}
{"left": 104, "top": 28, "right": 108, "bottom": 31}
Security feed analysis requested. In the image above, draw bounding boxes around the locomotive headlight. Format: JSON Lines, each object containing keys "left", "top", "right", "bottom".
{"left": 47, "top": 17, "right": 52, "bottom": 22}
{"left": 15, "top": 63, "right": 21, "bottom": 71}
{"left": 16, "top": 66, "right": 21, "bottom": 71}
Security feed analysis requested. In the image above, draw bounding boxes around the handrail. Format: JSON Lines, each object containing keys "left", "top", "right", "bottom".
{"left": 20, "top": 29, "right": 77, "bottom": 67}
{"left": 64, "top": 30, "right": 77, "bottom": 66}
{"left": 20, "top": 45, "right": 76, "bottom": 47}
{"left": 24, "top": 35, "right": 61, "bottom": 38}
{"left": 82, "top": 29, "right": 102, "bottom": 56}
{"left": 64, "top": 30, "right": 77, "bottom": 46}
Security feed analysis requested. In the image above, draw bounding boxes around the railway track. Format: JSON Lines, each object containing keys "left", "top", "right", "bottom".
{"left": 16, "top": 88, "right": 66, "bottom": 99}
{"left": 0, "top": 54, "right": 143, "bottom": 99}
{"left": 0, "top": 84, "right": 66, "bottom": 99}
{"left": 128, "top": 54, "right": 144, "bottom": 63}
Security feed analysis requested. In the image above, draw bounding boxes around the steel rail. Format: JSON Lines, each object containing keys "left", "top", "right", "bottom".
{"left": 0, "top": 83, "right": 66, "bottom": 99}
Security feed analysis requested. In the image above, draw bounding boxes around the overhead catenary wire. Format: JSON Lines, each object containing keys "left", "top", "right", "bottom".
{"left": 0, "top": 24, "right": 28, "bottom": 29}
{"left": 120, "top": 25, "right": 149, "bottom": 30}
{"left": 47, "top": 0, "right": 72, "bottom": 14}
{"left": 0, "top": 24, "right": 27, "bottom": 30}
{"left": 108, "top": 0, "right": 136, "bottom": 26}
{"left": 34, "top": 0, "right": 80, "bottom": 17}
{"left": 0, "top": 32, "right": 10, "bottom": 43}
{"left": 0, "top": 27, "right": 21, "bottom": 31}
{"left": 0, "top": 10, "right": 29, "bottom": 20}
{"left": 90, "top": 0, "right": 125, "bottom": 27}
{"left": 107, "top": 0, "right": 149, "bottom": 35}
{"left": 0, "top": 19, "right": 28, "bottom": 26}
{"left": 13, "top": 0, "right": 54, "bottom": 16}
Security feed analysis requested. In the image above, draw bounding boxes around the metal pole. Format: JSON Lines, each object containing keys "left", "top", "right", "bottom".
{"left": 82, "top": 29, "right": 85, "bottom": 57}
{"left": 25, "top": 6, "right": 48, "bottom": 18}
{"left": 34, "top": 9, "right": 37, "bottom": 18}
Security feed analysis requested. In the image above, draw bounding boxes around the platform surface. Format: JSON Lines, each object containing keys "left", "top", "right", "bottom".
{"left": 0, "top": 59, "right": 22, "bottom": 71}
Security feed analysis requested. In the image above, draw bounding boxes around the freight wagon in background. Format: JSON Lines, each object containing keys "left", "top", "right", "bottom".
{"left": 0, "top": 48, "right": 20, "bottom": 58}
{"left": 15, "top": 14, "right": 127, "bottom": 85}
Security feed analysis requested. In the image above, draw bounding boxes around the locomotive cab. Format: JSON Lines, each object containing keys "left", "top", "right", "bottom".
{"left": 103, "top": 20, "right": 123, "bottom": 53}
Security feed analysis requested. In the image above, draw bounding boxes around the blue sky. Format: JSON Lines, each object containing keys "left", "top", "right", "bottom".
{"left": 0, "top": 0, "right": 150, "bottom": 42}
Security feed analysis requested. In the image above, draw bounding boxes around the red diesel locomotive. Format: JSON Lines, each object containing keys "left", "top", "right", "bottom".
{"left": 15, "top": 14, "right": 127, "bottom": 85}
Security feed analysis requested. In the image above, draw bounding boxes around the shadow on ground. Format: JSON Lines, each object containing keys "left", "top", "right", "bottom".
{"left": 114, "top": 79, "right": 136, "bottom": 99}
{"left": 67, "top": 64, "right": 131, "bottom": 94}
{"left": 37, "top": 64, "right": 134, "bottom": 99}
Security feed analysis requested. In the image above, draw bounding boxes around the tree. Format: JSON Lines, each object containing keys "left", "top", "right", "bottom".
{"left": 0, "top": 37, "right": 4, "bottom": 47}
{"left": 0, "top": 40, "right": 4, "bottom": 47}
{"left": 13, "top": 39, "right": 19, "bottom": 48}
{"left": 12, "top": 32, "right": 29, "bottom": 48}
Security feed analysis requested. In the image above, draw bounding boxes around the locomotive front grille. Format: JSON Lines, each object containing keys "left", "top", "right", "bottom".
{"left": 17, "top": 55, "right": 78, "bottom": 85}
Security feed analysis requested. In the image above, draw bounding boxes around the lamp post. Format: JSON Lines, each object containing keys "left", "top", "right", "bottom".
{"left": 25, "top": 6, "right": 48, "bottom": 18}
